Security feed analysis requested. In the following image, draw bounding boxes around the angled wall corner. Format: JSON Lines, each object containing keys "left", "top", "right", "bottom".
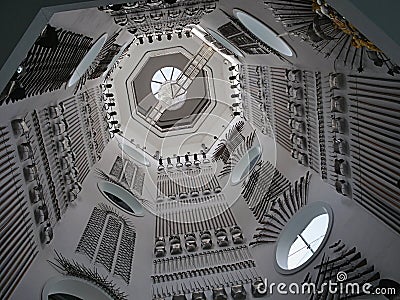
{"left": 0, "top": 0, "right": 123, "bottom": 97}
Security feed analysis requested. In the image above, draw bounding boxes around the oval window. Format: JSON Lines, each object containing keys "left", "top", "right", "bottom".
{"left": 97, "top": 181, "right": 145, "bottom": 216}
{"left": 275, "top": 202, "right": 333, "bottom": 274}
{"left": 233, "top": 9, "right": 294, "bottom": 57}
{"left": 68, "top": 33, "right": 108, "bottom": 87}
{"left": 230, "top": 145, "right": 262, "bottom": 186}
{"left": 42, "top": 277, "right": 112, "bottom": 300}
{"left": 207, "top": 28, "right": 244, "bottom": 58}
{"left": 49, "top": 294, "right": 83, "bottom": 300}
{"left": 102, "top": 41, "right": 130, "bottom": 77}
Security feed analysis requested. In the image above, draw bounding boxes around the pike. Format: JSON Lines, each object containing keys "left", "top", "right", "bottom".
{"left": 348, "top": 80, "right": 400, "bottom": 91}
{"left": 0, "top": 150, "right": 14, "bottom": 162}
{"left": 0, "top": 179, "right": 22, "bottom": 198}
{"left": 0, "top": 139, "right": 12, "bottom": 152}
{"left": 0, "top": 167, "right": 19, "bottom": 184}
{"left": 1, "top": 224, "right": 34, "bottom": 267}
{"left": 251, "top": 162, "right": 275, "bottom": 210}
{"left": 266, "top": 0, "right": 312, "bottom": 7}
{"left": 350, "top": 121, "right": 399, "bottom": 148}
{"left": 345, "top": 265, "right": 375, "bottom": 283}
{"left": 343, "top": 39, "right": 352, "bottom": 66}
{"left": 253, "top": 233, "right": 278, "bottom": 240}
{"left": 323, "top": 252, "right": 362, "bottom": 273}
{"left": 349, "top": 98, "right": 400, "bottom": 115}
{"left": 350, "top": 110, "right": 398, "bottom": 134}
{"left": 329, "top": 240, "right": 342, "bottom": 249}
{"left": 264, "top": 213, "right": 285, "bottom": 227}
{"left": 259, "top": 219, "right": 283, "bottom": 231}
{"left": 327, "top": 259, "right": 367, "bottom": 280}
{"left": 314, "top": 247, "right": 357, "bottom": 268}
{"left": 350, "top": 138, "right": 399, "bottom": 168}
{"left": 316, "top": 258, "right": 333, "bottom": 300}
{"left": 350, "top": 47, "right": 358, "bottom": 70}
{"left": 0, "top": 206, "right": 29, "bottom": 236}
{"left": 277, "top": 198, "right": 291, "bottom": 220}
{"left": 348, "top": 74, "right": 400, "bottom": 83}
{"left": 312, "top": 254, "right": 326, "bottom": 300}
{"left": 283, "top": 190, "right": 294, "bottom": 216}
{"left": 270, "top": 207, "right": 288, "bottom": 223}
{"left": 352, "top": 173, "right": 398, "bottom": 204}
{"left": 256, "top": 227, "right": 280, "bottom": 235}
{"left": 351, "top": 157, "right": 398, "bottom": 185}
{"left": 249, "top": 237, "right": 276, "bottom": 246}
{"left": 349, "top": 87, "right": 400, "bottom": 101}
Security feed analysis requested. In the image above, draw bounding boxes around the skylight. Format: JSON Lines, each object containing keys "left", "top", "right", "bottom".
{"left": 151, "top": 67, "right": 187, "bottom": 111}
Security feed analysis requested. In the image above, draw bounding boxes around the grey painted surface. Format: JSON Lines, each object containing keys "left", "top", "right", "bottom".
{"left": 2, "top": 1, "right": 400, "bottom": 299}
{"left": 10, "top": 140, "right": 400, "bottom": 300}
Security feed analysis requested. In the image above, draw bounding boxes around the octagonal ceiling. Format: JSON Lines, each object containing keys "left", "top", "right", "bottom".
{"left": 111, "top": 34, "right": 235, "bottom": 158}
{"left": 128, "top": 50, "right": 212, "bottom": 132}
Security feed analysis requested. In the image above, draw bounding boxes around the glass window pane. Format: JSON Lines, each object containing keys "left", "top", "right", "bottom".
{"left": 234, "top": 10, "right": 293, "bottom": 57}
{"left": 151, "top": 82, "right": 162, "bottom": 94}
{"left": 162, "top": 67, "right": 173, "bottom": 80}
{"left": 153, "top": 71, "right": 165, "bottom": 83}
{"left": 301, "top": 214, "right": 329, "bottom": 244}
{"left": 171, "top": 68, "right": 181, "bottom": 80}
{"left": 309, "top": 235, "right": 326, "bottom": 252}
{"left": 288, "top": 236, "right": 307, "bottom": 256}
{"left": 288, "top": 246, "right": 313, "bottom": 269}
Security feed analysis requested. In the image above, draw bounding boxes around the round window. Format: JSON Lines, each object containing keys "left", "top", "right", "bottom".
{"left": 233, "top": 9, "right": 294, "bottom": 57}
{"left": 151, "top": 66, "right": 187, "bottom": 111}
{"left": 275, "top": 202, "right": 333, "bottom": 274}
